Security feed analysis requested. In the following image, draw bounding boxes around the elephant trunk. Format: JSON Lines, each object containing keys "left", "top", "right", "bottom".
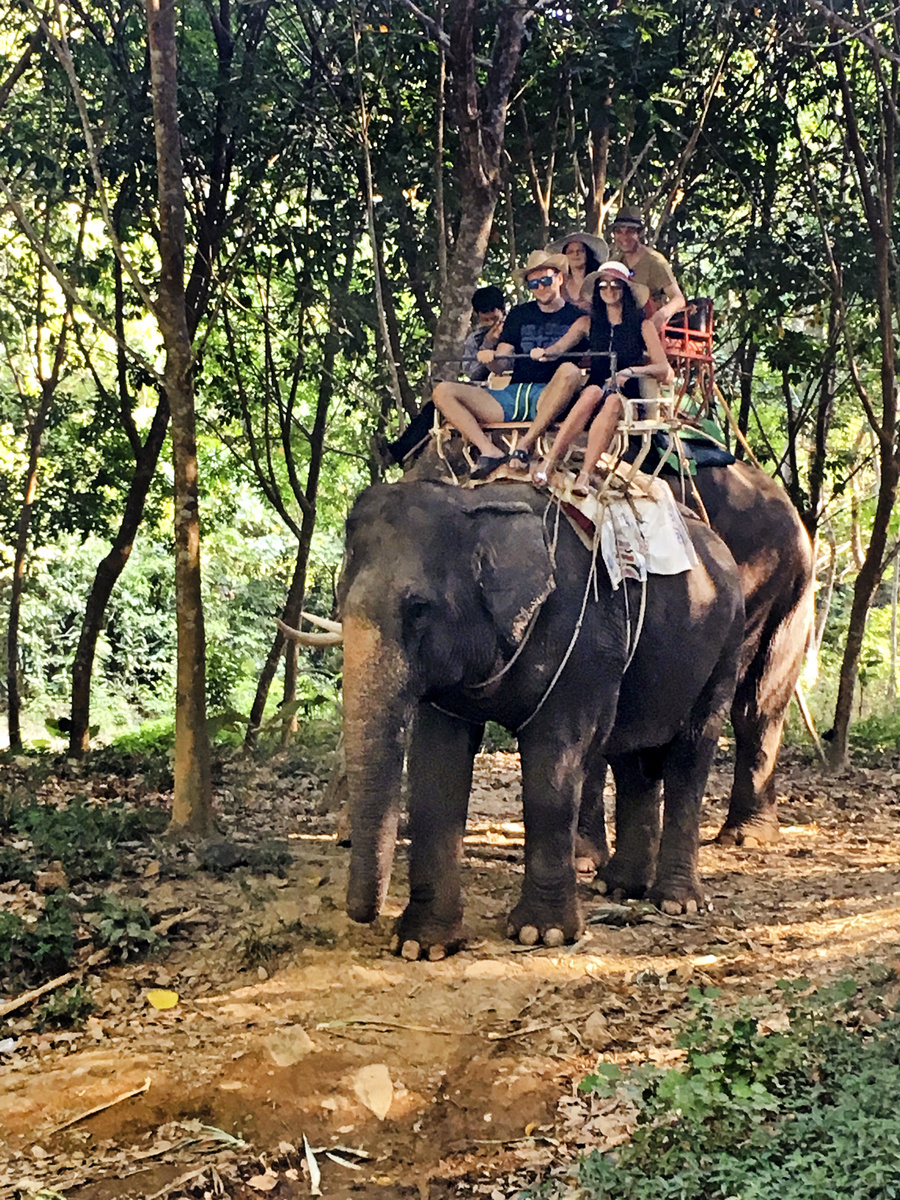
{"left": 342, "top": 612, "right": 411, "bottom": 923}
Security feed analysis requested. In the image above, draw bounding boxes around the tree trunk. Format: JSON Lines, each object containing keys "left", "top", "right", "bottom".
{"left": 827, "top": 34, "right": 899, "bottom": 766}
{"left": 6, "top": 384, "right": 53, "bottom": 751}
{"left": 146, "top": 0, "right": 213, "bottom": 833}
{"left": 803, "top": 295, "right": 838, "bottom": 540}
{"left": 66, "top": 0, "right": 263, "bottom": 756}
{"left": 68, "top": 399, "right": 170, "bottom": 755}
{"left": 428, "top": 0, "right": 533, "bottom": 373}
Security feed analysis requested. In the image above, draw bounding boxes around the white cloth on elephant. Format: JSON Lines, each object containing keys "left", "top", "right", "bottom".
{"left": 556, "top": 475, "right": 698, "bottom": 589}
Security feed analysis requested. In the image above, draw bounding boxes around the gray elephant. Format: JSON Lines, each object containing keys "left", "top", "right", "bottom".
{"left": 574, "top": 460, "right": 814, "bottom": 887}
{"left": 336, "top": 478, "right": 744, "bottom": 959}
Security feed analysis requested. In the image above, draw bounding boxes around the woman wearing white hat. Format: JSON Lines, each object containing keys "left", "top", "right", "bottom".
{"left": 531, "top": 261, "right": 672, "bottom": 494}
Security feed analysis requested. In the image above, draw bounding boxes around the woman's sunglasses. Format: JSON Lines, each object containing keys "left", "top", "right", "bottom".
{"left": 599, "top": 280, "right": 624, "bottom": 291}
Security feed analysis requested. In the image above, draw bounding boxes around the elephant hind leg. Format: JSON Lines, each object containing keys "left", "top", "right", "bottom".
{"left": 718, "top": 591, "right": 812, "bottom": 847}
{"left": 575, "top": 744, "right": 610, "bottom": 874}
{"left": 599, "top": 751, "right": 663, "bottom": 900}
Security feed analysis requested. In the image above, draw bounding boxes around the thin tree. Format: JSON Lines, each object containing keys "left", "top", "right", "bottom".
{"left": 145, "top": 0, "right": 213, "bottom": 832}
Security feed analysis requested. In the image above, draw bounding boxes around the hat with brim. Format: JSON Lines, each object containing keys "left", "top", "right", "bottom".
{"left": 610, "top": 206, "right": 645, "bottom": 231}
{"left": 545, "top": 231, "right": 609, "bottom": 263}
{"left": 513, "top": 250, "right": 570, "bottom": 284}
{"left": 581, "top": 264, "right": 650, "bottom": 310}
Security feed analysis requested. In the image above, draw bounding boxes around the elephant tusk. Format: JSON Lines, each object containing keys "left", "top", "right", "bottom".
{"left": 275, "top": 617, "right": 343, "bottom": 646}
{"left": 300, "top": 610, "right": 343, "bottom": 634}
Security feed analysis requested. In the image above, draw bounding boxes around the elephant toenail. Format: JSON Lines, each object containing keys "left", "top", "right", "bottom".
{"left": 401, "top": 940, "right": 421, "bottom": 960}
{"left": 660, "top": 900, "right": 681, "bottom": 915}
{"left": 518, "top": 925, "right": 539, "bottom": 946}
{"left": 428, "top": 945, "right": 446, "bottom": 962}
{"left": 544, "top": 928, "right": 564, "bottom": 947}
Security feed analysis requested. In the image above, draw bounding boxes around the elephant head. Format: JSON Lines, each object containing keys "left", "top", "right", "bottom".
{"left": 338, "top": 481, "right": 555, "bottom": 923}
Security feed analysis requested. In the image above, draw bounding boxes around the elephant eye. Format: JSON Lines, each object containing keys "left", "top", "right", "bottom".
{"left": 402, "top": 595, "right": 430, "bottom": 625}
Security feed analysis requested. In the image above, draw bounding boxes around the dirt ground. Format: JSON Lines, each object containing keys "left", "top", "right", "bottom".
{"left": 3, "top": 744, "right": 900, "bottom": 1199}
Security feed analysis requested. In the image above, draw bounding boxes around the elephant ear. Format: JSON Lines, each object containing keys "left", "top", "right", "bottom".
{"left": 469, "top": 501, "right": 556, "bottom": 645}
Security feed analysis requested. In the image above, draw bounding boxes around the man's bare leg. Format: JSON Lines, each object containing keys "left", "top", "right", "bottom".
{"left": 432, "top": 381, "right": 506, "bottom": 459}
{"left": 507, "top": 363, "right": 584, "bottom": 472}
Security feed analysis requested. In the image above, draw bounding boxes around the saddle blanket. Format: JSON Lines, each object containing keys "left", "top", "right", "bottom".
{"left": 551, "top": 471, "right": 698, "bottom": 589}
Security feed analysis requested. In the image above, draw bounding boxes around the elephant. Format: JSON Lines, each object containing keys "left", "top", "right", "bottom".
{"left": 573, "top": 460, "right": 815, "bottom": 879}
{"left": 335, "top": 478, "right": 744, "bottom": 959}
{"left": 406, "top": 444, "right": 815, "bottom": 857}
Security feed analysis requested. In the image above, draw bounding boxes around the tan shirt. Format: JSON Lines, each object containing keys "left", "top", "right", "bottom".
{"left": 628, "top": 248, "right": 678, "bottom": 308}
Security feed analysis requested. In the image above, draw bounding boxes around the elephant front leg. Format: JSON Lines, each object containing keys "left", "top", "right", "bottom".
{"left": 507, "top": 734, "right": 585, "bottom": 947}
{"left": 397, "top": 703, "right": 483, "bottom": 961}
{"left": 599, "top": 752, "right": 662, "bottom": 899}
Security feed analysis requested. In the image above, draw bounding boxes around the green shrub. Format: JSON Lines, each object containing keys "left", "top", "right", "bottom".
{"left": 540, "top": 977, "right": 900, "bottom": 1200}
{"left": 0, "top": 891, "right": 74, "bottom": 989}
{"left": 84, "top": 895, "right": 162, "bottom": 961}
{"left": 11, "top": 795, "right": 167, "bottom": 882}
{"left": 36, "top": 983, "right": 94, "bottom": 1030}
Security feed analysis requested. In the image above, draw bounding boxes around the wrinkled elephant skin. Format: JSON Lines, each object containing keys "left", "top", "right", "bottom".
{"left": 338, "top": 480, "right": 744, "bottom": 959}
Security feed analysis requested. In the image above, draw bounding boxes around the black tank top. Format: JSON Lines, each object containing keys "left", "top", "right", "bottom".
{"left": 588, "top": 312, "right": 646, "bottom": 396}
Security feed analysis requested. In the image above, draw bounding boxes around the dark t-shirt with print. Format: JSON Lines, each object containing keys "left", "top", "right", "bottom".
{"left": 500, "top": 300, "right": 587, "bottom": 385}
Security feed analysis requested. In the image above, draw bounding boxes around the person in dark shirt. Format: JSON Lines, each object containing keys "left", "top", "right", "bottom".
{"left": 530, "top": 261, "right": 672, "bottom": 494}
{"left": 432, "top": 251, "right": 586, "bottom": 479}
{"left": 462, "top": 286, "right": 507, "bottom": 382}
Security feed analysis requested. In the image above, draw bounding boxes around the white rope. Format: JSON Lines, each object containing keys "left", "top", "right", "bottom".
{"left": 516, "top": 514, "right": 603, "bottom": 733}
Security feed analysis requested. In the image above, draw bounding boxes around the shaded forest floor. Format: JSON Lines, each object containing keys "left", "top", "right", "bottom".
{"left": 2, "top": 744, "right": 900, "bottom": 1199}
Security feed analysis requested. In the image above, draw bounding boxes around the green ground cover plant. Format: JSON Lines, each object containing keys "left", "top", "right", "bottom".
{"left": 5, "top": 794, "right": 167, "bottom": 882}
{"left": 535, "top": 974, "right": 900, "bottom": 1200}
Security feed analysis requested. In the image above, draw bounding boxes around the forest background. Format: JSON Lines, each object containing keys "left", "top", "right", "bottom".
{"left": 1, "top": 0, "right": 899, "bottom": 806}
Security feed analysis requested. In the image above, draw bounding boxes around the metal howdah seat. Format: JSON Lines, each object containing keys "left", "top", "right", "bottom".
{"left": 661, "top": 297, "right": 715, "bottom": 414}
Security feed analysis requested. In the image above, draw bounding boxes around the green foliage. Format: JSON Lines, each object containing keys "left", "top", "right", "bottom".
{"left": 547, "top": 978, "right": 900, "bottom": 1200}
{"left": 84, "top": 895, "right": 161, "bottom": 961}
{"left": 0, "top": 845, "right": 35, "bottom": 885}
{"left": 36, "top": 984, "right": 95, "bottom": 1031}
{"left": 849, "top": 711, "right": 900, "bottom": 752}
{"left": 0, "top": 891, "right": 74, "bottom": 990}
{"left": 8, "top": 796, "right": 167, "bottom": 883}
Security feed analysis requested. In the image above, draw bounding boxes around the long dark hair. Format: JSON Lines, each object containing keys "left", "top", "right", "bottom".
{"left": 564, "top": 238, "right": 602, "bottom": 275}
{"left": 590, "top": 277, "right": 642, "bottom": 338}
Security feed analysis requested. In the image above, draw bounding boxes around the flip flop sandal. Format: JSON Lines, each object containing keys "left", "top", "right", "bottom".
{"left": 507, "top": 447, "right": 531, "bottom": 472}
{"left": 470, "top": 453, "right": 507, "bottom": 480}
{"left": 572, "top": 473, "right": 592, "bottom": 498}
{"left": 532, "top": 461, "right": 553, "bottom": 487}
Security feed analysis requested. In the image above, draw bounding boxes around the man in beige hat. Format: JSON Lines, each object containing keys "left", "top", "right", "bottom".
{"left": 609, "top": 207, "right": 685, "bottom": 329}
{"left": 432, "top": 250, "right": 587, "bottom": 479}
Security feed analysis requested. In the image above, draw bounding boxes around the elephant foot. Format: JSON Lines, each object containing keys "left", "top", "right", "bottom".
{"left": 716, "top": 812, "right": 780, "bottom": 848}
{"left": 646, "top": 876, "right": 707, "bottom": 916}
{"left": 595, "top": 855, "right": 652, "bottom": 902}
{"left": 507, "top": 897, "right": 583, "bottom": 948}
{"left": 574, "top": 832, "right": 608, "bottom": 876}
{"left": 392, "top": 904, "right": 470, "bottom": 962}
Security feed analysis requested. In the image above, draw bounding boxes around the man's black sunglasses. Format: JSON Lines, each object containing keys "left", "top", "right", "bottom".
{"left": 525, "top": 274, "right": 556, "bottom": 290}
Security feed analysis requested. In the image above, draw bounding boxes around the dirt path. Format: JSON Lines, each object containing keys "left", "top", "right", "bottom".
{"left": 3, "top": 747, "right": 900, "bottom": 1198}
